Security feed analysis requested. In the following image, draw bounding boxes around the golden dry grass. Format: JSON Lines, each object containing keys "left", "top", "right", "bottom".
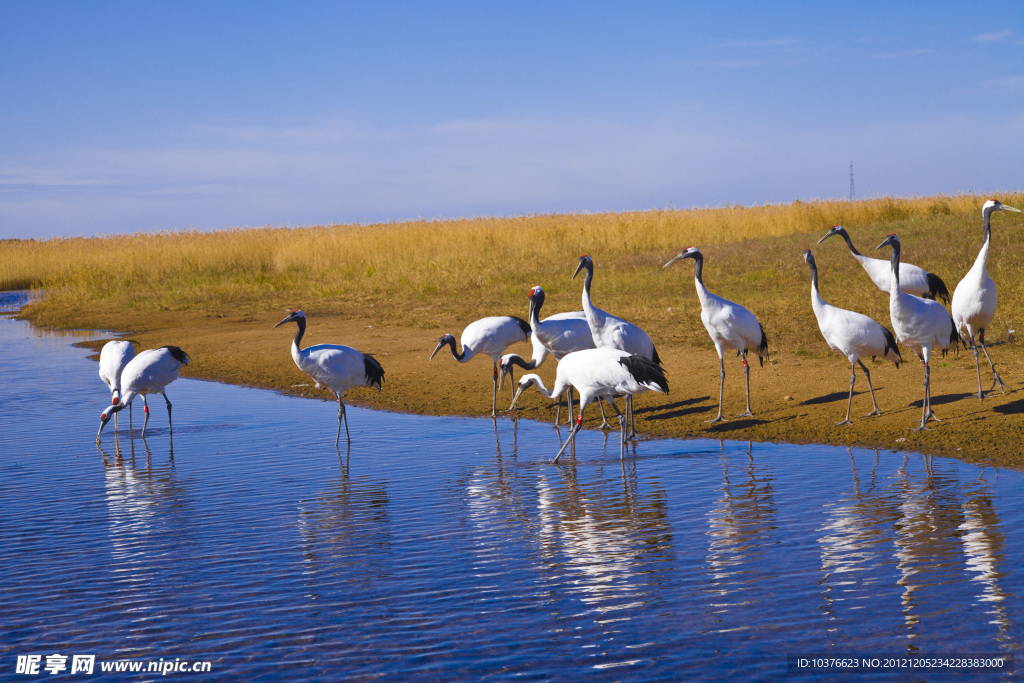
{"left": 5, "top": 193, "right": 1021, "bottom": 342}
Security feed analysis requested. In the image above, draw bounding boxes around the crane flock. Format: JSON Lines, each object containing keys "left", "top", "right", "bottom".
{"left": 93, "top": 199, "right": 1020, "bottom": 460}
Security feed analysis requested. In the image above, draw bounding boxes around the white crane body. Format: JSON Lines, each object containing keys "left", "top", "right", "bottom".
{"left": 572, "top": 255, "right": 661, "bottom": 436}
{"left": 99, "top": 339, "right": 136, "bottom": 430}
{"left": 664, "top": 247, "right": 768, "bottom": 423}
{"left": 97, "top": 345, "right": 190, "bottom": 442}
{"left": 818, "top": 225, "right": 949, "bottom": 302}
{"left": 510, "top": 348, "right": 668, "bottom": 461}
{"left": 276, "top": 310, "right": 384, "bottom": 446}
{"left": 805, "top": 249, "right": 900, "bottom": 424}
{"left": 951, "top": 199, "right": 1021, "bottom": 398}
{"left": 500, "top": 286, "right": 601, "bottom": 424}
{"left": 876, "top": 234, "right": 958, "bottom": 430}
{"left": 431, "top": 315, "right": 530, "bottom": 416}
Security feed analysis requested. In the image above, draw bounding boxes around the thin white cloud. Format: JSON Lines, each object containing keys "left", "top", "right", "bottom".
{"left": 716, "top": 39, "right": 799, "bottom": 50}
{"left": 871, "top": 49, "right": 931, "bottom": 59}
{"left": 974, "top": 30, "right": 1012, "bottom": 43}
{"left": 985, "top": 75, "right": 1024, "bottom": 90}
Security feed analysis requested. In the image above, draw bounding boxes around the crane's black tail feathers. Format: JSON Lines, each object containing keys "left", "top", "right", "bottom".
{"left": 927, "top": 272, "right": 950, "bottom": 305}
{"left": 651, "top": 344, "right": 662, "bottom": 366}
{"left": 511, "top": 316, "right": 531, "bottom": 338}
{"left": 942, "top": 314, "right": 961, "bottom": 359}
{"left": 363, "top": 353, "right": 385, "bottom": 390}
{"left": 620, "top": 354, "right": 669, "bottom": 394}
{"left": 880, "top": 326, "right": 902, "bottom": 368}
{"left": 756, "top": 324, "right": 769, "bottom": 367}
{"left": 161, "top": 346, "right": 191, "bottom": 365}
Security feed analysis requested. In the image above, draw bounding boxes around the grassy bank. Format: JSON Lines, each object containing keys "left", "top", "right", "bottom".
{"left": 5, "top": 193, "right": 1024, "bottom": 465}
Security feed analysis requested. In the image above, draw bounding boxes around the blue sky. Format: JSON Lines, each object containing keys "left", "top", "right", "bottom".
{"left": 1, "top": 2, "right": 1022, "bottom": 238}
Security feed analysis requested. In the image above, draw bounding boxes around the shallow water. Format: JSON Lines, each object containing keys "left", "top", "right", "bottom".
{"left": 2, "top": 298, "right": 1022, "bottom": 680}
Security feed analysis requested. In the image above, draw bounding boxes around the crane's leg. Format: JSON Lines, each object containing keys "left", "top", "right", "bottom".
{"left": 129, "top": 403, "right": 133, "bottom": 433}
{"left": 606, "top": 398, "right": 626, "bottom": 458}
{"left": 969, "top": 336, "right": 985, "bottom": 399}
{"left": 859, "top": 360, "right": 882, "bottom": 417}
{"left": 491, "top": 363, "right": 499, "bottom": 417}
{"left": 596, "top": 397, "right": 612, "bottom": 429}
{"left": 837, "top": 361, "right": 855, "bottom": 426}
{"left": 736, "top": 354, "right": 754, "bottom": 418}
{"left": 915, "top": 362, "right": 931, "bottom": 431}
{"left": 113, "top": 394, "right": 119, "bottom": 431}
{"left": 163, "top": 391, "right": 173, "bottom": 438}
{"left": 924, "top": 358, "right": 940, "bottom": 423}
{"left": 709, "top": 354, "right": 726, "bottom": 423}
{"left": 556, "top": 387, "right": 575, "bottom": 425}
{"left": 554, "top": 406, "right": 585, "bottom": 463}
{"left": 141, "top": 396, "right": 150, "bottom": 438}
{"left": 336, "top": 394, "right": 351, "bottom": 447}
{"left": 979, "top": 330, "right": 1008, "bottom": 394}
{"left": 627, "top": 395, "right": 639, "bottom": 440}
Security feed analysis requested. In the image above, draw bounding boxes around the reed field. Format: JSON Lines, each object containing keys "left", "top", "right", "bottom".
{"left": 6, "top": 193, "right": 1024, "bottom": 343}
{"left": 6, "top": 192, "right": 1024, "bottom": 464}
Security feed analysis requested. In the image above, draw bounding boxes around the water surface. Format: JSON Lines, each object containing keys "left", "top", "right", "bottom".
{"left": 1, "top": 303, "right": 1022, "bottom": 680}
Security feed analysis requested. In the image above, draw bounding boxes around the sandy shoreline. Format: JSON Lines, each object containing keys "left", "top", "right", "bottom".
{"left": 44, "top": 304, "right": 1024, "bottom": 469}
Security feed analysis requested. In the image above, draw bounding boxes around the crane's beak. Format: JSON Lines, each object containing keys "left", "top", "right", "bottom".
{"left": 572, "top": 261, "right": 586, "bottom": 281}
{"left": 498, "top": 366, "right": 509, "bottom": 391}
{"left": 97, "top": 413, "right": 111, "bottom": 443}
{"left": 663, "top": 253, "right": 685, "bottom": 268}
{"left": 1003, "top": 205, "right": 1023, "bottom": 213}
{"left": 875, "top": 236, "right": 892, "bottom": 250}
{"left": 273, "top": 315, "right": 293, "bottom": 329}
{"left": 816, "top": 229, "right": 836, "bottom": 245}
{"left": 509, "top": 385, "right": 526, "bottom": 411}
{"left": 429, "top": 337, "right": 446, "bottom": 360}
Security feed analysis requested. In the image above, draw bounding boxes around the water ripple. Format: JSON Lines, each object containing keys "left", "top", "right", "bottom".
{"left": 1, "top": 315, "right": 1023, "bottom": 680}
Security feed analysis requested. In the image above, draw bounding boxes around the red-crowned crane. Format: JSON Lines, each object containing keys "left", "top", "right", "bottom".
{"left": 951, "top": 199, "right": 1022, "bottom": 398}
{"left": 572, "top": 255, "right": 661, "bottom": 438}
{"left": 99, "top": 339, "right": 136, "bottom": 431}
{"left": 97, "top": 346, "right": 190, "bottom": 443}
{"left": 275, "top": 310, "right": 385, "bottom": 446}
{"left": 498, "top": 285, "right": 603, "bottom": 425}
{"left": 804, "top": 249, "right": 902, "bottom": 425}
{"left": 663, "top": 247, "right": 769, "bottom": 423}
{"left": 875, "top": 234, "right": 960, "bottom": 430}
{"left": 818, "top": 225, "right": 949, "bottom": 302}
{"left": 430, "top": 315, "right": 530, "bottom": 416}
{"left": 509, "top": 348, "right": 668, "bottom": 462}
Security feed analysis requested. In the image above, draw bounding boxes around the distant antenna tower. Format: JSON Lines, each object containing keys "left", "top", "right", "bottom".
{"left": 849, "top": 161, "right": 855, "bottom": 201}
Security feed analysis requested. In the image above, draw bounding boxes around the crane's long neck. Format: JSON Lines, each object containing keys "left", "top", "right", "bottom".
{"left": 888, "top": 241, "right": 902, "bottom": 300}
{"left": 691, "top": 252, "right": 711, "bottom": 306}
{"left": 292, "top": 315, "right": 306, "bottom": 353}
{"left": 443, "top": 336, "right": 468, "bottom": 362}
{"left": 524, "top": 374, "right": 563, "bottom": 399}
{"left": 838, "top": 230, "right": 862, "bottom": 257}
{"left": 974, "top": 207, "right": 994, "bottom": 273}
{"left": 580, "top": 262, "right": 595, "bottom": 315}
{"left": 505, "top": 353, "right": 538, "bottom": 372}
{"left": 806, "top": 256, "right": 825, "bottom": 310}
{"left": 529, "top": 292, "right": 544, "bottom": 330}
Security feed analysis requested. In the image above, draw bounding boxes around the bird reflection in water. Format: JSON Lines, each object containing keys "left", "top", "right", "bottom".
{"left": 703, "top": 442, "right": 779, "bottom": 625}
